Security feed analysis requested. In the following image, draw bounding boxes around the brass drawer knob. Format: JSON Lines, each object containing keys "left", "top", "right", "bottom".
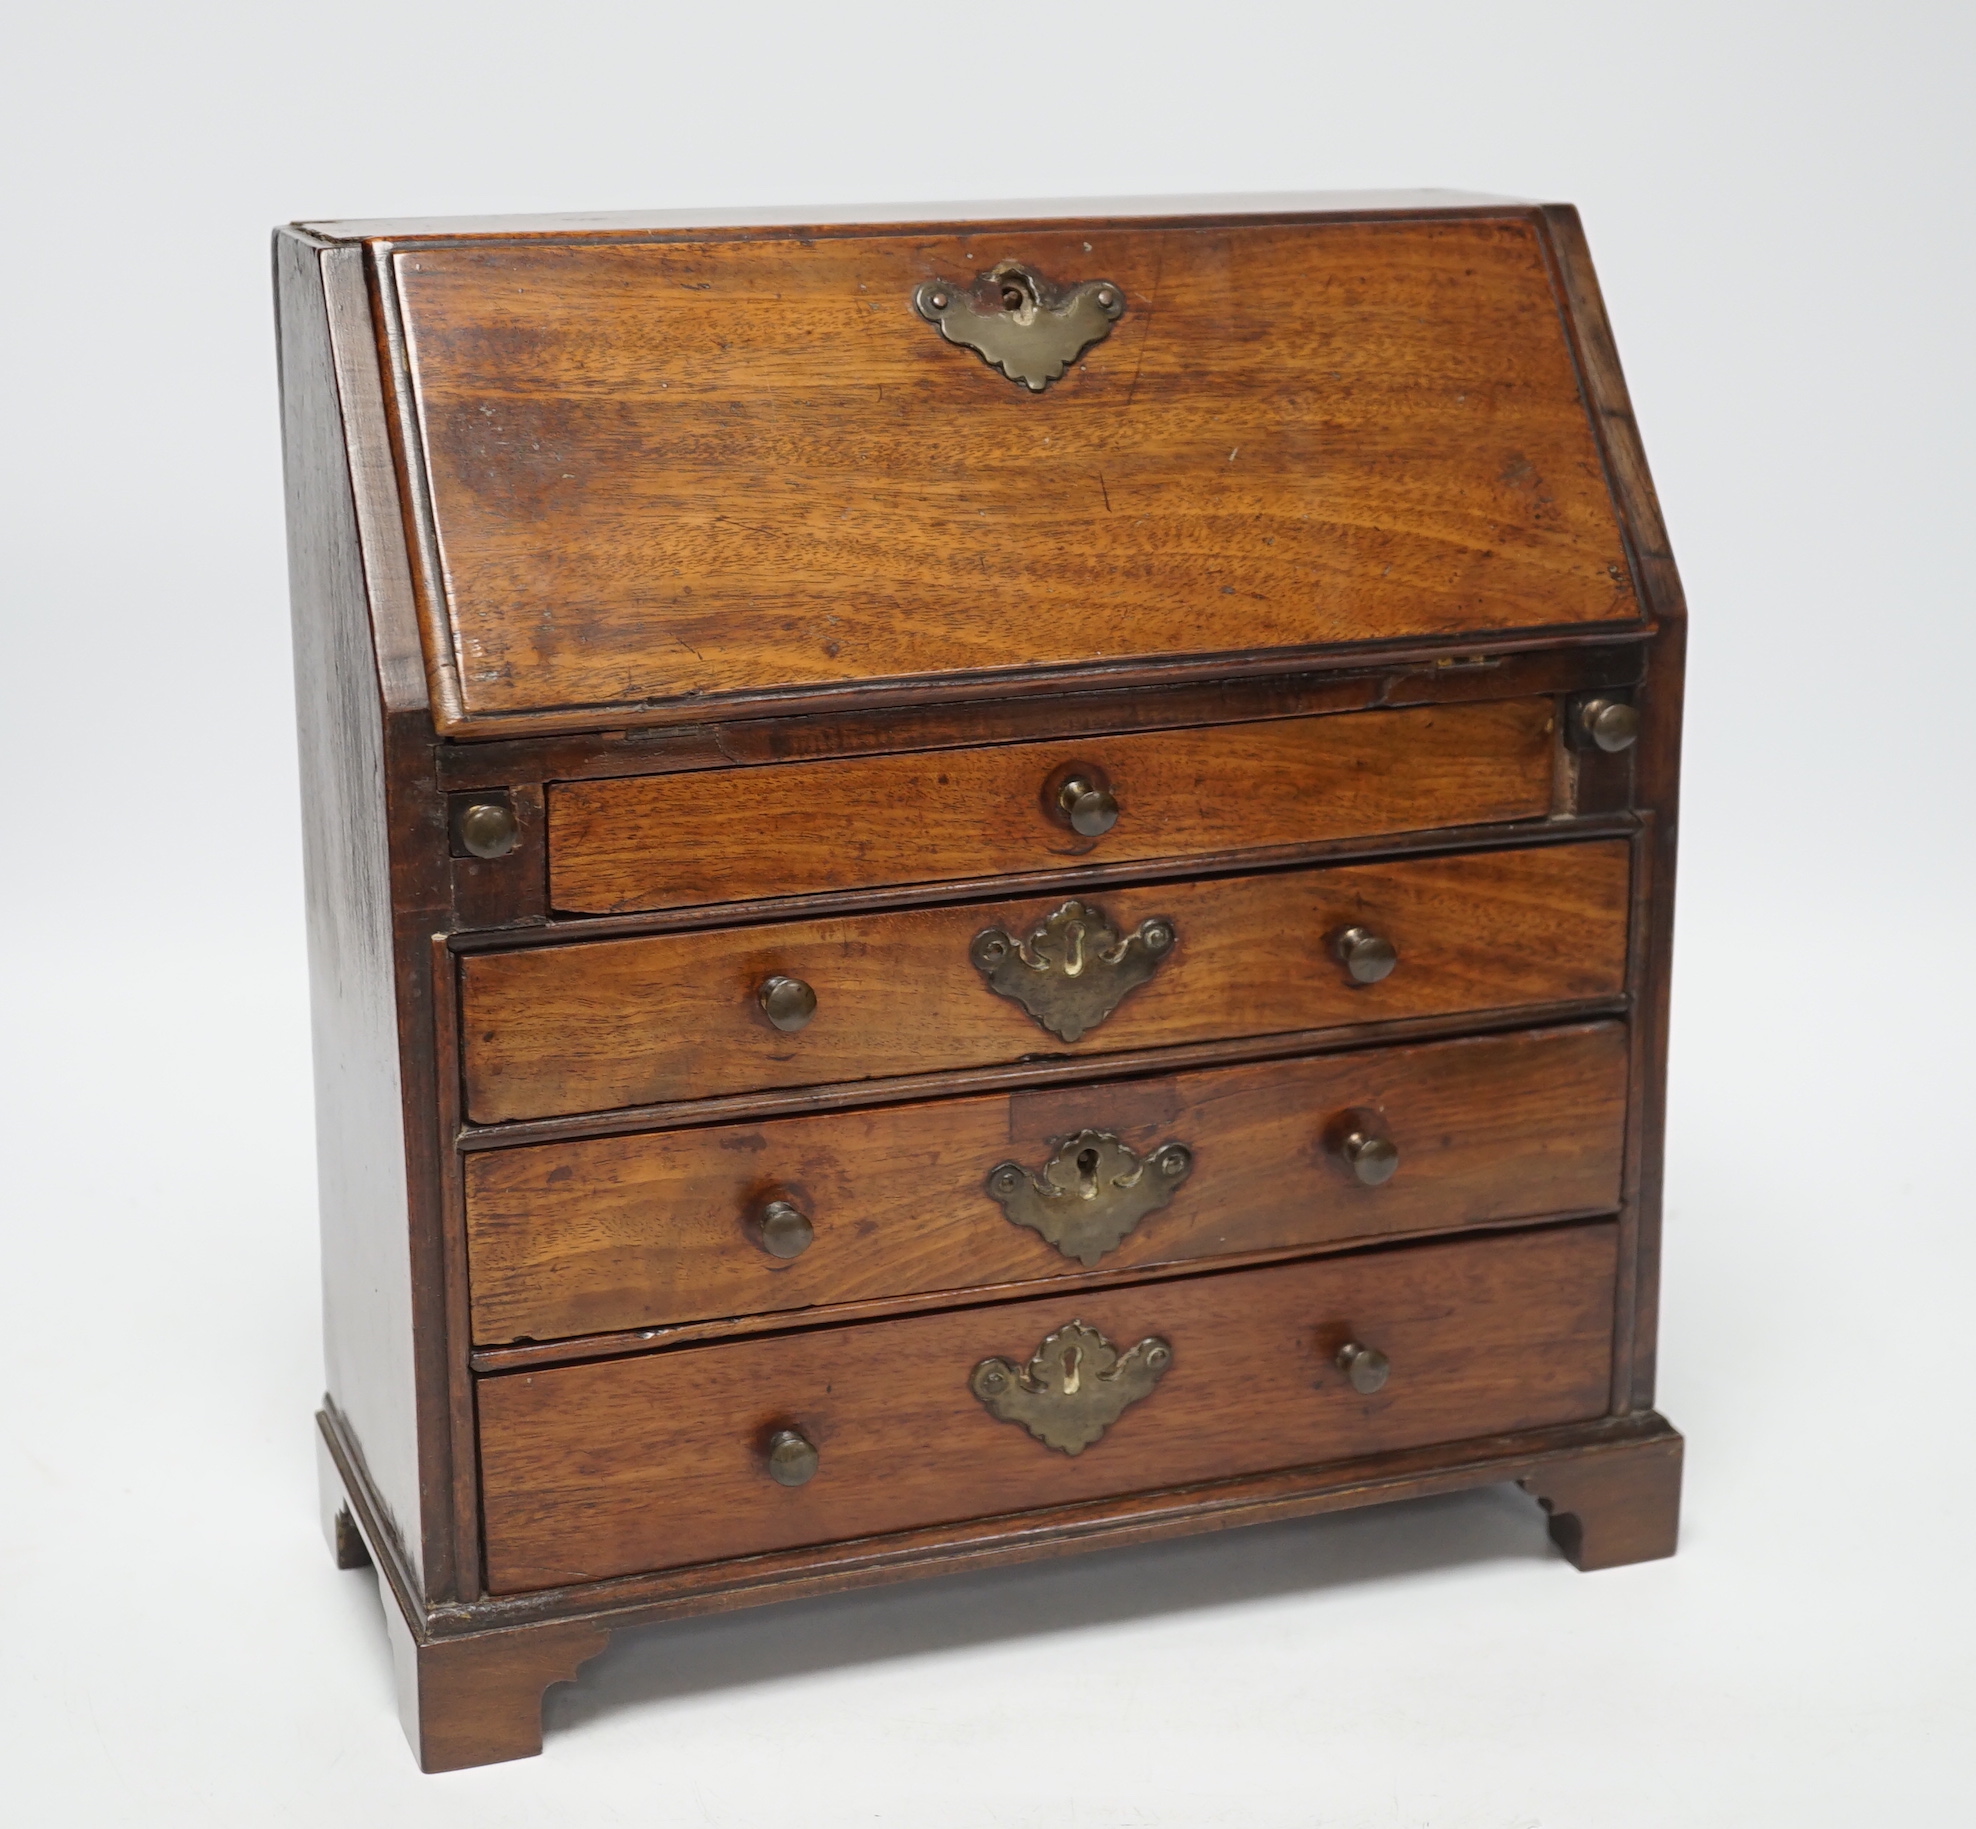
{"left": 756, "top": 1199, "right": 814, "bottom": 1260}
{"left": 1333, "top": 925, "right": 1398, "bottom": 984}
{"left": 765, "top": 1427, "right": 820, "bottom": 1486}
{"left": 458, "top": 801, "right": 518, "bottom": 859}
{"left": 1057, "top": 774, "right": 1120, "bottom": 837}
{"left": 1339, "top": 1130, "right": 1400, "bottom": 1186}
{"left": 758, "top": 974, "right": 818, "bottom": 1033}
{"left": 1578, "top": 697, "right": 1641, "bottom": 753}
{"left": 1336, "top": 1342, "right": 1390, "bottom": 1394}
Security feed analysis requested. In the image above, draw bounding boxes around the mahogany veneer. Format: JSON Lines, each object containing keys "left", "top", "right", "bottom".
{"left": 464, "top": 1020, "right": 1629, "bottom": 1345}
{"left": 479, "top": 1222, "right": 1620, "bottom": 1589}
{"left": 460, "top": 840, "right": 1630, "bottom": 1121}
{"left": 547, "top": 698, "right": 1557, "bottom": 913}
{"left": 387, "top": 213, "right": 1638, "bottom": 732}
{"left": 282, "top": 190, "right": 1685, "bottom": 1772}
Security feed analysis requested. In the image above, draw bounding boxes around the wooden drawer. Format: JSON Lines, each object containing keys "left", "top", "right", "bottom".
{"left": 391, "top": 215, "right": 1639, "bottom": 736}
{"left": 477, "top": 1220, "right": 1617, "bottom": 1590}
{"left": 548, "top": 699, "right": 1556, "bottom": 915}
{"left": 460, "top": 839, "right": 1630, "bottom": 1123}
{"left": 466, "top": 1021, "right": 1627, "bottom": 1345}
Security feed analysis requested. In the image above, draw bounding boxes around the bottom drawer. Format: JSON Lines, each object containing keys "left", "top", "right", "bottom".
{"left": 478, "top": 1221, "right": 1617, "bottom": 1592}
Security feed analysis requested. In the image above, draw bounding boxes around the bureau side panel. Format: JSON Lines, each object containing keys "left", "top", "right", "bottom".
{"left": 1538, "top": 206, "right": 1687, "bottom": 1411}
{"left": 277, "top": 230, "right": 427, "bottom": 1587}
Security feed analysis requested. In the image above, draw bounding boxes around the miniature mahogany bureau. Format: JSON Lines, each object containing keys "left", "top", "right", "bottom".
{"left": 277, "top": 191, "right": 1685, "bottom": 1772}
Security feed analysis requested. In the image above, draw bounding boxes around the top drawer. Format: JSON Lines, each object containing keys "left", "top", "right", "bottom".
{"left": 386, "top": 211, "right": 1640, "bottom": 734}
{"left": 549, "top": 699, "right": 1554, "bottom": 914}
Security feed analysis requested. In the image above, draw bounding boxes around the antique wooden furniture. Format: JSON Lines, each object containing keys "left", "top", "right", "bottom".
{"left": 278, "top": 191, "right": 1685, "bottom": 1773}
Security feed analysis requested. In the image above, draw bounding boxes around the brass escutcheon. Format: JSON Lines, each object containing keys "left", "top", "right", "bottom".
{"left": 969, "top": 899, "right": 1175, "bottom": 1043}
{"left": 913, "top": 261, "right": 1125, "bottom": 392}
{"left": 986, "top": 1130, "right": 1194, "bottom": 1267}
{"left": 971, "top": 1320, "right": 1171, "bottom": 1455}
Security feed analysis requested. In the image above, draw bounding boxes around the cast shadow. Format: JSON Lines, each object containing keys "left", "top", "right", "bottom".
{"left": 548, "top": 1479, "right": 1558, "bottom": 1735}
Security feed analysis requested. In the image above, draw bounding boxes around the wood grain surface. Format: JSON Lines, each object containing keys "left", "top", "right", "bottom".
{"left": 459, "top": 839, "right": 1630, "bottom": 1123}
{"left": 283, "top": 196, "right": 1690, "bottom": 1771}
{"left": 465, "top": 1021, "right": 1626, "bottom": 1344}
{"left": 301, "top": 191, "right": 1537, "bottom": 242}
{"left": 476, "top": 1220, "right": 1618, "bottom": 1590}
{"left": 438, "top": 647, "right": 1643, "bottom": 796}
{"left": 279, "top": 230, "right": 441, "bottom": 1590}
{"left": 391, "top": 215, "right": 1637, "bottom": 731}
{"left": 547, "top": 698, "right": 1555, "bottom": 914}
{"left": 1541, "top": 202, "right": 1689, "bottom": 1416}
{"left": 1520, "top": 1427, "right": 1682, "bottom": 1571}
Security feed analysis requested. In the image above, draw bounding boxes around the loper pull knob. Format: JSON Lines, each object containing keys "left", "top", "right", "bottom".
{"left": 457, "top": 802, "right": 518, "bottom": 859}
{"left": 1578, "top": 697, "right": 1641, "bottom": 753}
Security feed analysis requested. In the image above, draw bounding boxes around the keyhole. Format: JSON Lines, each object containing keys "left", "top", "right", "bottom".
{"left": 1061, "top": 1345, "right": 1081, "bottom": 1395}
{"left": 998, "top": 272, "right": 1037, "bottom": 316}
{"left": 1076, "top": 1147, "right": 1100, "bottom": 1197}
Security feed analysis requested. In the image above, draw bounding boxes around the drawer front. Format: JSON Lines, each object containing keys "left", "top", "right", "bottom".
{"left": 460, "top": 840, "right": 1629, "bottom": 1123}
{"left": 478, "top": 1220, "right": 1617, "bottom": 1590}
{"left": 393, "top": 215, "right": 1637, "bottom": 733}
{"left": 466, "top": 1021, "right": 1627, "bottom": 1344}
{"left": 548, "top": 699, "right": 1556, "bottom": 915}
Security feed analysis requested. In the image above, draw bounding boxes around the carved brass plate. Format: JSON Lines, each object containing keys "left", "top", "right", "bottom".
{"left": 987, "top": 1130, "right": 1194, "bottom": 1267}
{"left": 971, "top": 1321, "right": 1171, "bottom": 1454}
{"left": 969, "top": 899, "right": 1175, "bottom": 1043}
{"left": 913, "top": 262, "right": 1125, "bottom": 392}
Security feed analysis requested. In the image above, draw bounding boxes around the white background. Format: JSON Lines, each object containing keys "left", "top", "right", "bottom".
{"left": 4, "top": 3, "right": 1972, "bottom": 1823}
